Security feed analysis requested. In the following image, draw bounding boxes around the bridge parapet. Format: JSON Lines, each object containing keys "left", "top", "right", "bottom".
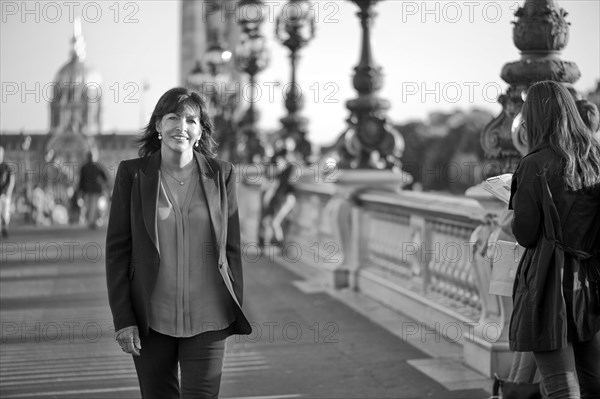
{"left": 238, "top": 174, "right": 512, "bottom": 378}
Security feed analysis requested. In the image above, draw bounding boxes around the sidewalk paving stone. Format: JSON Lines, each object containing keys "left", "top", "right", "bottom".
{"left": 1, "top": 226, "right": 492, "bottom": 398}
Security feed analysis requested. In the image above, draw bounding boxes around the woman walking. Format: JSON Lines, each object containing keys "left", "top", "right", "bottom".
{"left": 105, "top": 87, "right": 251, "bottom": 398}
{"left": 509, "top": 80, "right": 600, "bottom": 398}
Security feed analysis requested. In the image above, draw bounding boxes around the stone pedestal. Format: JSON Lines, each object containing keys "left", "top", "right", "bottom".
{"left": 315, "top": 169, "right": 412, "bottom": 289}
{"left": 462, "top": 335, "right": 513, "bottom": 378}
{"left": 481, "top": 0, "right": 580, "bottom": 173}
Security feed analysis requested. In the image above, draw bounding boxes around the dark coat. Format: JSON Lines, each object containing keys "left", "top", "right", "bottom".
{"left": 509, "top": 146, "right": 600, "bottom": 352}
{"left": 105, "top": 151, "right": 251, "bottom": 337}
{"left": 79, "top": 161, "right": 108, "bottom": 194}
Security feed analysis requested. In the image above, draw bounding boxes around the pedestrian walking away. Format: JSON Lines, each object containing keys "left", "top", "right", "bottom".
{"left": 509, "top": 80, "right": 600, "bottom": 399}
{"left": 78, "top": 150, "right": 109, "bottom": 228}
{"left": 105, "top": 87, "right": 252, "bottom": 399}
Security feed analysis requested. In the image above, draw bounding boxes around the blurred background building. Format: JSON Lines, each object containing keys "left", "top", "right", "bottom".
{"left": 1, "top": 0, "right": 599, "bottom": 221}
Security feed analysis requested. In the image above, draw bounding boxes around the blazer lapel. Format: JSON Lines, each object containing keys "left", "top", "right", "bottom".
{"left": 195, "top": 152, "right": 222, "bottom": 252}
{"left": 140, "top": 151, "right": 161, "bottom": 254}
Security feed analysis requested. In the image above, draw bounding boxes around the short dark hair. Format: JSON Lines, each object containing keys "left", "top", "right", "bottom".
{"left": 137, "top": 87, "right": 217, "bottom": 158}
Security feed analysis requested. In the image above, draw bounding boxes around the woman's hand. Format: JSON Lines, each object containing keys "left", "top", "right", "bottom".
{"left": 115, "top": 326, "right": 141, "bottom": 356}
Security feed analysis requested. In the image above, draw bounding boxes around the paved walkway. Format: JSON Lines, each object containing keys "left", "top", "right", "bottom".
{"left": 1, "top": 225, "right": 491, "bottom": 398}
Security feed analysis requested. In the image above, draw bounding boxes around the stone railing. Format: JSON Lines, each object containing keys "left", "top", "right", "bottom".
{"left": 237, "top": 170, "right": 512, "bottom": 378}
{"left": 356, "top": 191, "right": 483, "bottom": 320}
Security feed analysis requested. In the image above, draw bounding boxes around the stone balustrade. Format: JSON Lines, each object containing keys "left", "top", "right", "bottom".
{"left": 237, "top": 170, "right": 513, "bottom": 378}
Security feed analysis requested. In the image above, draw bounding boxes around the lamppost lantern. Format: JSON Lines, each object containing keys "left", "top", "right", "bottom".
{"left": 187, "top": 59, "right": 217, "bottom": 108}
{"left": 235, "top": 34, "right": 270, "bottom": 78}
{"left": 186, "top": 60, "right": 207, "bottom": 89}
{"left": 203, "top": 43, "right": 232, "bottom": 77}
{"left": 187, "top": 42, "right": 235, "bottom": 109}
{"left": 275, "top": 0, "right": 315, "bottom": 161}
{"left": 235, "top": 33, "right": 269, "bottom": 127}
{"left": 236, "top": 0, "right": 270, "bottom": 79}
{"left": 275, "top": 0, "right": 315, "bottom": 52}
{"left": 236, "top": 0, "right": 270, "bottom": 77}
{"left": 235, "top": 0, "right": 271, "bottom": 163}
{"left": 237, "top": 0, "right": 265, "bottom": 35}
{"left": 186, "top": 40, "right": 238, "bottom": 162}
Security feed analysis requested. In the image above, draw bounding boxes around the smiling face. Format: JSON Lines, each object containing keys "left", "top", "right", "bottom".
{"left": 156, "top": 106, "right": 202, "bottom": 156}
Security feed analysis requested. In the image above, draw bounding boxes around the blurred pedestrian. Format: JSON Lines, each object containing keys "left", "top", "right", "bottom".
{"left": 509, "top": 81, "right": 600, "bottom": 398}
{"left": 0, "top": 146, "right": 15, "bottom": 238}
{"left": 105, "top": 87, "right": 251, "bottom": 399}
{"left": 257, "top": 154, "right": 280, "bottom": 248}
{"left": 32, "top": 185, "right": 53, "bottom": 226}
{"left": 269, "top": 155, "right": 298, "bottom": 246}
{"left": 258, "top": 148, "right": 298, "bottom": 247}
{"left": 78, "top": 150, "right": 109, "bottom": 229}
{"left": 68, "top": 184, "right": 84, "bottom": 225}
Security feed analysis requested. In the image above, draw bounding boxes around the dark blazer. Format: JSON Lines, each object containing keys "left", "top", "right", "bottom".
{"left": 509, "top": 146, "right": 600, "bottom": 351}
{"left": 105, "top": 151, "right": 251, "bottom": 337}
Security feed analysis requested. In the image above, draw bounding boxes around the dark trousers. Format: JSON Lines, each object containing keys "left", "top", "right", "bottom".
{"left": 133, "top": 329, "right": 227, "bottom": 399}
{"left": 533, "top": 331, "right": 600, "bottom": 399}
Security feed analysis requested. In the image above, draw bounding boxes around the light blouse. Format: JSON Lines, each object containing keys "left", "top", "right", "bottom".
{"left": 149, "top": 168, "right": 235, "bottom": 337}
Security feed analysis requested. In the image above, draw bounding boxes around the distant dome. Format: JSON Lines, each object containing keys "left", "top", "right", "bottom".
{"left": 54, "top": 55, "right": 103, "bottom": 90}
{"left": 49, "top": 18, "right": 102, "bottom": 137}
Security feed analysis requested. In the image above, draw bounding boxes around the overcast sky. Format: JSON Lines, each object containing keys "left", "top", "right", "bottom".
{"left": 1, "top": 0, "right": 599, "bottom": 146}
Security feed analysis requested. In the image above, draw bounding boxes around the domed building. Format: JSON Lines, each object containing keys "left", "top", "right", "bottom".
{"left": 0, "top": 18, "right": 138, "bottom": 189}
{"left": 0, "top": 19, "right": 138, "bottom": 224}
{"left": 46, "top": 18, "right": 102, "bottom": 165}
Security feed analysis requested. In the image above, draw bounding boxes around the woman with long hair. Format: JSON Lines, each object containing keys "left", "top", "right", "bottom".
{"left": 105, "top": 87, "right": 251, "bottom": 398}
{"left": 509, "top": 80, "right": 600, "bottom": 398}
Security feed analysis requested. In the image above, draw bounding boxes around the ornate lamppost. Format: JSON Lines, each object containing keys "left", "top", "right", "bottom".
{"left": 187, "top": 42, "right": 238, "bottom": 161}
{"left": 235, "top": 0, "right": 270, "bottom": 164}
{"left": 480, "top": 0, "right": 580, "bottom": 174}
{"left": 275, "top": 0, "right": 315, "bottom": 162}
{"left": 335, "top": 0, "right": 404, "bottom": 171}
{"left": 187, "top": 61, "right": 209, "bottom": 104}
{"left": 187, "top": 42, "right": 233, "bottom": 109}
{"left": 303, "top": 0, "right": 410, "bottom": 292}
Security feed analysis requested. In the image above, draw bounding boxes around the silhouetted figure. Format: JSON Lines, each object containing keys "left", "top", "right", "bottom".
{"left": 78, "top": 151, "right": 108, "bottom": 228}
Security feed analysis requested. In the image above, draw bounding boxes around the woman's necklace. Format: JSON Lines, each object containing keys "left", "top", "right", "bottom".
{"left": 161, "top": 166, "right": 194, "bottom": 186}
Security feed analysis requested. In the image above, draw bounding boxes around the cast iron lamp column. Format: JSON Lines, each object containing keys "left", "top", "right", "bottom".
{"left": 187, "top": 42, "right": 238, "bottom": 161}
{"left": 187, "top": 42, "right": 233, "bottom": 114}
{"left": 275, "top": 0, "right": 315, "bottom": 161}
{"left": 235, "top": 0, "right": 270, "bottom": 163}
{"left": 335, "top": 0, "right": 404, "bottom": 171}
